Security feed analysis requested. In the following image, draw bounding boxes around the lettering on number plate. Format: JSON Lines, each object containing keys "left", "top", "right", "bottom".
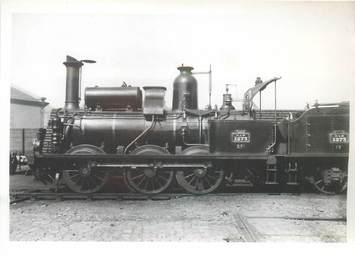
{"left": 329, "top": 130, "right": 349, "bottom": 144}
{"left": 231, "top": 130, "right": 251, "bottom": 144}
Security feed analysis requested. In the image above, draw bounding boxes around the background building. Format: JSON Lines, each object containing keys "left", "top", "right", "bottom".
{"left": 10, "top": 86, "right": 49, "bottom": 155}
{"left": 10, "top": 86, "right": 49, "bottom": 128}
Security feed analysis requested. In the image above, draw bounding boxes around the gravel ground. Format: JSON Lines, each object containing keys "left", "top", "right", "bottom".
{"left": 10, "top": 193, "right": 346, "bottom": 242}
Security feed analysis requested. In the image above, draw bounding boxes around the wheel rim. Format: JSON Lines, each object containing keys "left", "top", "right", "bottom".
{"left": 126, "top": 167, "right": 174, "bottom": 194}
{"left": 63, "top": 144, "right": 108, "bottom": 193}
{"left": 176, "top": 168, "right": 224, "bottom": 194}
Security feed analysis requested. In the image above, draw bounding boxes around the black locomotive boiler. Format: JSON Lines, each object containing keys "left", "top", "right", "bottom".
{"left": 32, "top": 56, "right": 349, "bottom": 195}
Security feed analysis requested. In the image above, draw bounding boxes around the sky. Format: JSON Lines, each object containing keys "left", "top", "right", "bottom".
{"left": 10, "top": 2, "right": 355, "bottom": 110}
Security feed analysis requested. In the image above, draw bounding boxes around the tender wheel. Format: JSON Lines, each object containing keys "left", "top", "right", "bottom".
{"left": 63, "top": 144, "right": 108, "bottom": 193}
{"left": 176, "top": 167, "right": 224, "bottom": 195}
{"left": 124, "top": 145, "right": 173, "bottom": 194}
{"left": 313, "top": 167, "right": 347, "bottom": 195}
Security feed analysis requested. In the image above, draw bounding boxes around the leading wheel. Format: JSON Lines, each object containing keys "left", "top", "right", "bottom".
{"left": 63, "top": 144, "right": 108, "bottom": 193}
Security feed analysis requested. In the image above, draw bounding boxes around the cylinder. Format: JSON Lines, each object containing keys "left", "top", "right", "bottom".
{"left": 85, "top": 86, "right": 142, "bottom": 111}
{"left": 172, "top": 65, "right": 198, "bottom": 111}
{"left": 63, "top": 56, "right": 83, "bottom": 110}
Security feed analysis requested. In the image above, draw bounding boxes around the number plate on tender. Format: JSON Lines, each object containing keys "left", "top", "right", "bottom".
{"left": 231, "top": 130, "right": 251, "bottom": 143}
{"left": 329, "top": 130, "right": 349, "bottom": 144}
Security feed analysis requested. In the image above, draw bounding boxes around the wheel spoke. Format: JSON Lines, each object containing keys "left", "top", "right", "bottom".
{"left": 136, "top": 175, "right": 146, "bottom": 187}
{"left": 131, "top": 173, "right": 145, "bottom": 181}
{"left": 70, "top": 173, "right": 81, "bottom": 183}
{"left": 143, "top": 178, "right": 149, "bottom": 190}
{"left": 88, "top": 176, "right": 98, "bottom": 189}
{"left": 184, "top": 173, "right": 194, "bottom": 180}
{"left": 79, "top": 177, "right": 87, "bottom": 191}
{"left": 92, "top": 173, "right": 103, "bottom": 185}
{"left": 157, "top": 174, "right": 168, "bottom": 183}
{"left": 188, "top": 175, "right": 197, "bottom": 185}
{"left": 69, "top": 173, "right": 80, "bottom": 179}
{"left": 46, "top": 174, "right": 55, "bottom": 182}
{"left": 151, "top": 178, "right": 156, "bottom": 191}
{"left": 203, "top": 175, "right": 212, "bottom": 187}
{"left": 194, "top": 178, "right": 200, "bottom": 190}
{"left": 196, "top": 178, "right": 204, "bottom": 191}
{"left": 314, "top": 179, "right": 322, "bottom": 185}
{"left": 85, "top": 176, "right": 94, "bottom": 190}
{"left": 155, "top": 178, "right": 164, "bottom": 188}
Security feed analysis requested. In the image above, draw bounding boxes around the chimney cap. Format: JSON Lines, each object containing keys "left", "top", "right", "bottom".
{"left": 63, "top": 55, "right": 83, "bottom": 67}
{"left": 177, "top": 65, "right": 194, "bottom": 73}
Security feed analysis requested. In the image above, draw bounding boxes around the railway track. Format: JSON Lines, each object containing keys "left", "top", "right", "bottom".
{"left": 246, "top": 215, "right": 347, "bottom": 222}
{"left": 226, "top": 213, "right": 346, "bottom": 242}
{"left": 232, "top": 213, "right": 264, "bottom": 242}
{"left": 11, "top": 189, "right": 264, "bottom": 203}
{"left": 9, "top": 191, "right": 193, "bottom": 204}
{"left": 9, "top": 188, "right": 292, "bottom": 204}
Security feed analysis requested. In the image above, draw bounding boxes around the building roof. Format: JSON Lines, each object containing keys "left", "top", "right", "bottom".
{"left": 11, "top": 86, "right": 49, "bottom": 108}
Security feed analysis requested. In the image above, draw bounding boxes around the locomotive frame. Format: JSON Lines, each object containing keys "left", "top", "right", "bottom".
{"left": 32, "top": 56, "right": 349, "bottom": 195}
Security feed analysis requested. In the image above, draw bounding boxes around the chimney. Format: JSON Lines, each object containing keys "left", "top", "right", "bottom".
{"left": 63, "top": 56, "right": 84, "bottom": 110}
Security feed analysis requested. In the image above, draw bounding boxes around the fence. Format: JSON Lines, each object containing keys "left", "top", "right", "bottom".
{"left": 10, "top": 128, "right": 39, "bottom": 156}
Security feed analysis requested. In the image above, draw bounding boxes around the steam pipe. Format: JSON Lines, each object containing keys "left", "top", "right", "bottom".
{"left": 124, "top": 117, "right": 157, "bottom": 154}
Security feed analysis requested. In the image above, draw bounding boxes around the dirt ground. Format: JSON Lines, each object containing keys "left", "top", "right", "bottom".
{"left": 10, "top": 192, "right": 346, "bottom": 242}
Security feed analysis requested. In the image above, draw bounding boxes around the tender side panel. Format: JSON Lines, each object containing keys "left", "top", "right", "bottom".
{"left": 289, "top": 106, "right": 349, "bottom": 154}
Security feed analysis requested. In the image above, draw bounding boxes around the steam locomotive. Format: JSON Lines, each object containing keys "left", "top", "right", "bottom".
{"left": 32, "top": 56, "right": 349, "bottom": 195}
